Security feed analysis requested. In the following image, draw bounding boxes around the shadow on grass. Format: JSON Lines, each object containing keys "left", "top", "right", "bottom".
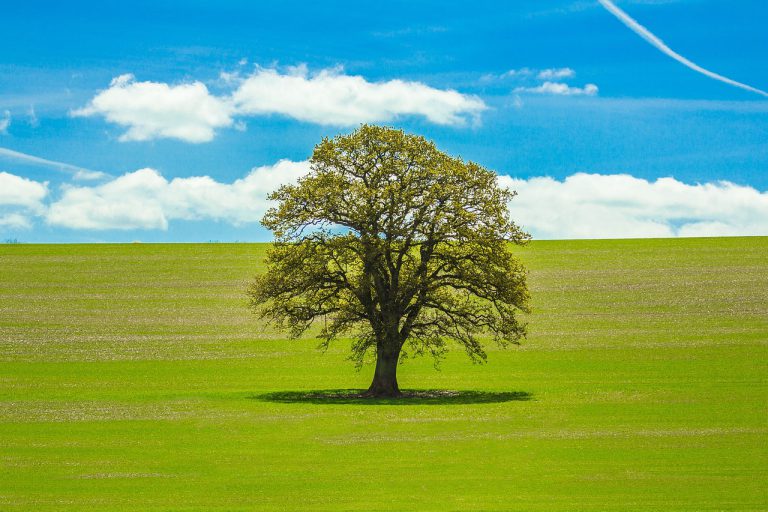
{"left": 251, "top": 389, "right": 533, "bottom": 406}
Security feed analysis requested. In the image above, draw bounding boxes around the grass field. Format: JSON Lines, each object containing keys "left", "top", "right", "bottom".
{"left": 1, "top": 238, "right": 766, "bottom": 511}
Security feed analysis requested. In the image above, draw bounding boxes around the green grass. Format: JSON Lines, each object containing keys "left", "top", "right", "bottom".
{"left": 1, "top": 238, "right": 766, "bottom": 511}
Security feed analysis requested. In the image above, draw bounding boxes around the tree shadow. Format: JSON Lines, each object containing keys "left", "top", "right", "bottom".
{"left": 250, "top": 389, "right": 533, "bottom": 406}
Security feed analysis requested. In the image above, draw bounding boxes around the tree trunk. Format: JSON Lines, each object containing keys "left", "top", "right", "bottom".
{"left": 365, "top": 343, "right": 401, "bottom": 397}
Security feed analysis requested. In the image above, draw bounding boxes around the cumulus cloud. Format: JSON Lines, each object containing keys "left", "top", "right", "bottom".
{"left": 495, "top": 68, "right": 597, "bottom": 97}
{"left": 515, "top": 81, "right": 599, "bottom": 96}
{"left": 537, "top": 68, "right": 575, "bottom": 80}
{"left": 74, "top": 67, "right": 487, "bottom": 142}
{"left": 0, "top": 171, "right": 49, "bottom": 230}
{"left": 499, "top": 173, "right": 768, "bottom": 239}
{"left": 0, "top": 213, "right": 33, "bottom": 229}
{"left": 231, "top": 66, "right": 486, "bottom": 127}
{"left": 0, "top": 172, "right": 48, "bottom": 211}
{"left": 47, "top": 168, "right": 170, "bottom": 230}
{"left": 46, "top": 160, "right": 309, "bottom": 230}
{"left": 72, "top": 74, "right": 234, "bottom": 143}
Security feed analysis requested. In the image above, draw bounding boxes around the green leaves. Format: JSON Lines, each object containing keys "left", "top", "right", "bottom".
{"left": 250, "top": 125, "right": 530, "bottom": 365}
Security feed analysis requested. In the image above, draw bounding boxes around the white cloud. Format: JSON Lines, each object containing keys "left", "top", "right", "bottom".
{"left": 537, "top": 68, "right": 575, "bottom": 80}
{"left": 73, "top": 169, "right": 108, "bottom": 181}
{"left": 500, "top": 68, "right": 533, "bottom": 79}
{"left": 47, "top": 168, "right": 170, "bottom": 230}
{"left": 0, "top": 172, "right": 48, "bottom": 230}
{"left": 0, "top": 213, "right": 33, "bottom": 230}
{"left": 231, "top": 66, "right": 486, "bottom": 127}
{"left": 0, "top": 172, "right": 48, "bottom": 211}
{"left": 74, "top": 68, "right": 487, "bottom": 142}
{"left": 515, "top": 81, "right": 599, "bottom": 96}
{"left": 40, "top": 165, "right": 768, "bottom": 239}
{"left": 1, "top": 162, "right": 764, "bottom": 239}
{"left": 72, "top": 74, "right": 234, "bottom": 143}
{"left": 500, "top": 173, "right": 768, "bottom": 239}
{"left": 46, "top": 160, "right": 309, "bottom": 230}
{"left": 0, "top": 111, "right": 10, "bottom": 134}
{"left": 488, "top": 67, "right": 577, "bottom": 82}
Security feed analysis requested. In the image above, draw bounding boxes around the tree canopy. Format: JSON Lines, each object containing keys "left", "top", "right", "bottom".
{"left": 248, "top": 125, "right": 530, "bottom": 396}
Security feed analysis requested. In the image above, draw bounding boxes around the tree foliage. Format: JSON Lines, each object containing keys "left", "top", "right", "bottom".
{"left": 248, "top": 125, "right": 530, "bottom": 396}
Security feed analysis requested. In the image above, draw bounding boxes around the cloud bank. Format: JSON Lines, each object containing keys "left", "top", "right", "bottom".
{"left": 499, "top": 173, "right": 768, "bottom": 239}
{"left": 598, "top": 0, "right": 768, "bottom": 98}
{"left": 2, "top": 166, "right": 766, "bottom": 239}
{"left": 46, "top": 160, "right": 309, "bottom": 230}
{"left": 74, "top": 68, "right": 487, "bottom": 143}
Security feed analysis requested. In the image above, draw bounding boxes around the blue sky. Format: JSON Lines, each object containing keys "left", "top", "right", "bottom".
{"left": 1, "top": 0, "right": 766, "bottom": 241}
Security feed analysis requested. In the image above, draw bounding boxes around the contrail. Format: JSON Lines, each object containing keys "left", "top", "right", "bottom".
{"left": 0, "top": 147, "right": 109, "bottom": 180}
{"left": 598, "top": 0, "right": 768, "bottom": 98}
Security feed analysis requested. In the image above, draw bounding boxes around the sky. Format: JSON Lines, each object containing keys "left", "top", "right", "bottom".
{"left": 1, "top": 0, "right": 766, "bottom": 242}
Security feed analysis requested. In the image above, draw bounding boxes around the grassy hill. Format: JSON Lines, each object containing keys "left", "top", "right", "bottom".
{"left": 1, "top": 238, "right": 766, "bottom": 510}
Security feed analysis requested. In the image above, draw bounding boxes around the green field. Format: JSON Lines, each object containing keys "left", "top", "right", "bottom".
{"left": 1, "top": 238, "right": 766, "bottom": 511}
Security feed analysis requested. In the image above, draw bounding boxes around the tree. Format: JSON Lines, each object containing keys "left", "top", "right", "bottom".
{"left": 248, "top": 125, "right": 530, "bottom": 397}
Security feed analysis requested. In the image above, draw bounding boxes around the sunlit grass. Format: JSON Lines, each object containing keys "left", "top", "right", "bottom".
{"left": 1, "top": 238, "right": 766, "bottom": 510}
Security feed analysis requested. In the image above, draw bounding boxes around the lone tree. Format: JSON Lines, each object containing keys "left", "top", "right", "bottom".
{"left": 249, "top": 125, "right": 530, "bottom": 397}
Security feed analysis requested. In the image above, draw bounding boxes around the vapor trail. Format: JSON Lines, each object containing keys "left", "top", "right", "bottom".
{"left": 0, "top": 147, "right": 109, "bottom": 180}
{"left": 598, "top": 0, "right": 768, "bottom": 98}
